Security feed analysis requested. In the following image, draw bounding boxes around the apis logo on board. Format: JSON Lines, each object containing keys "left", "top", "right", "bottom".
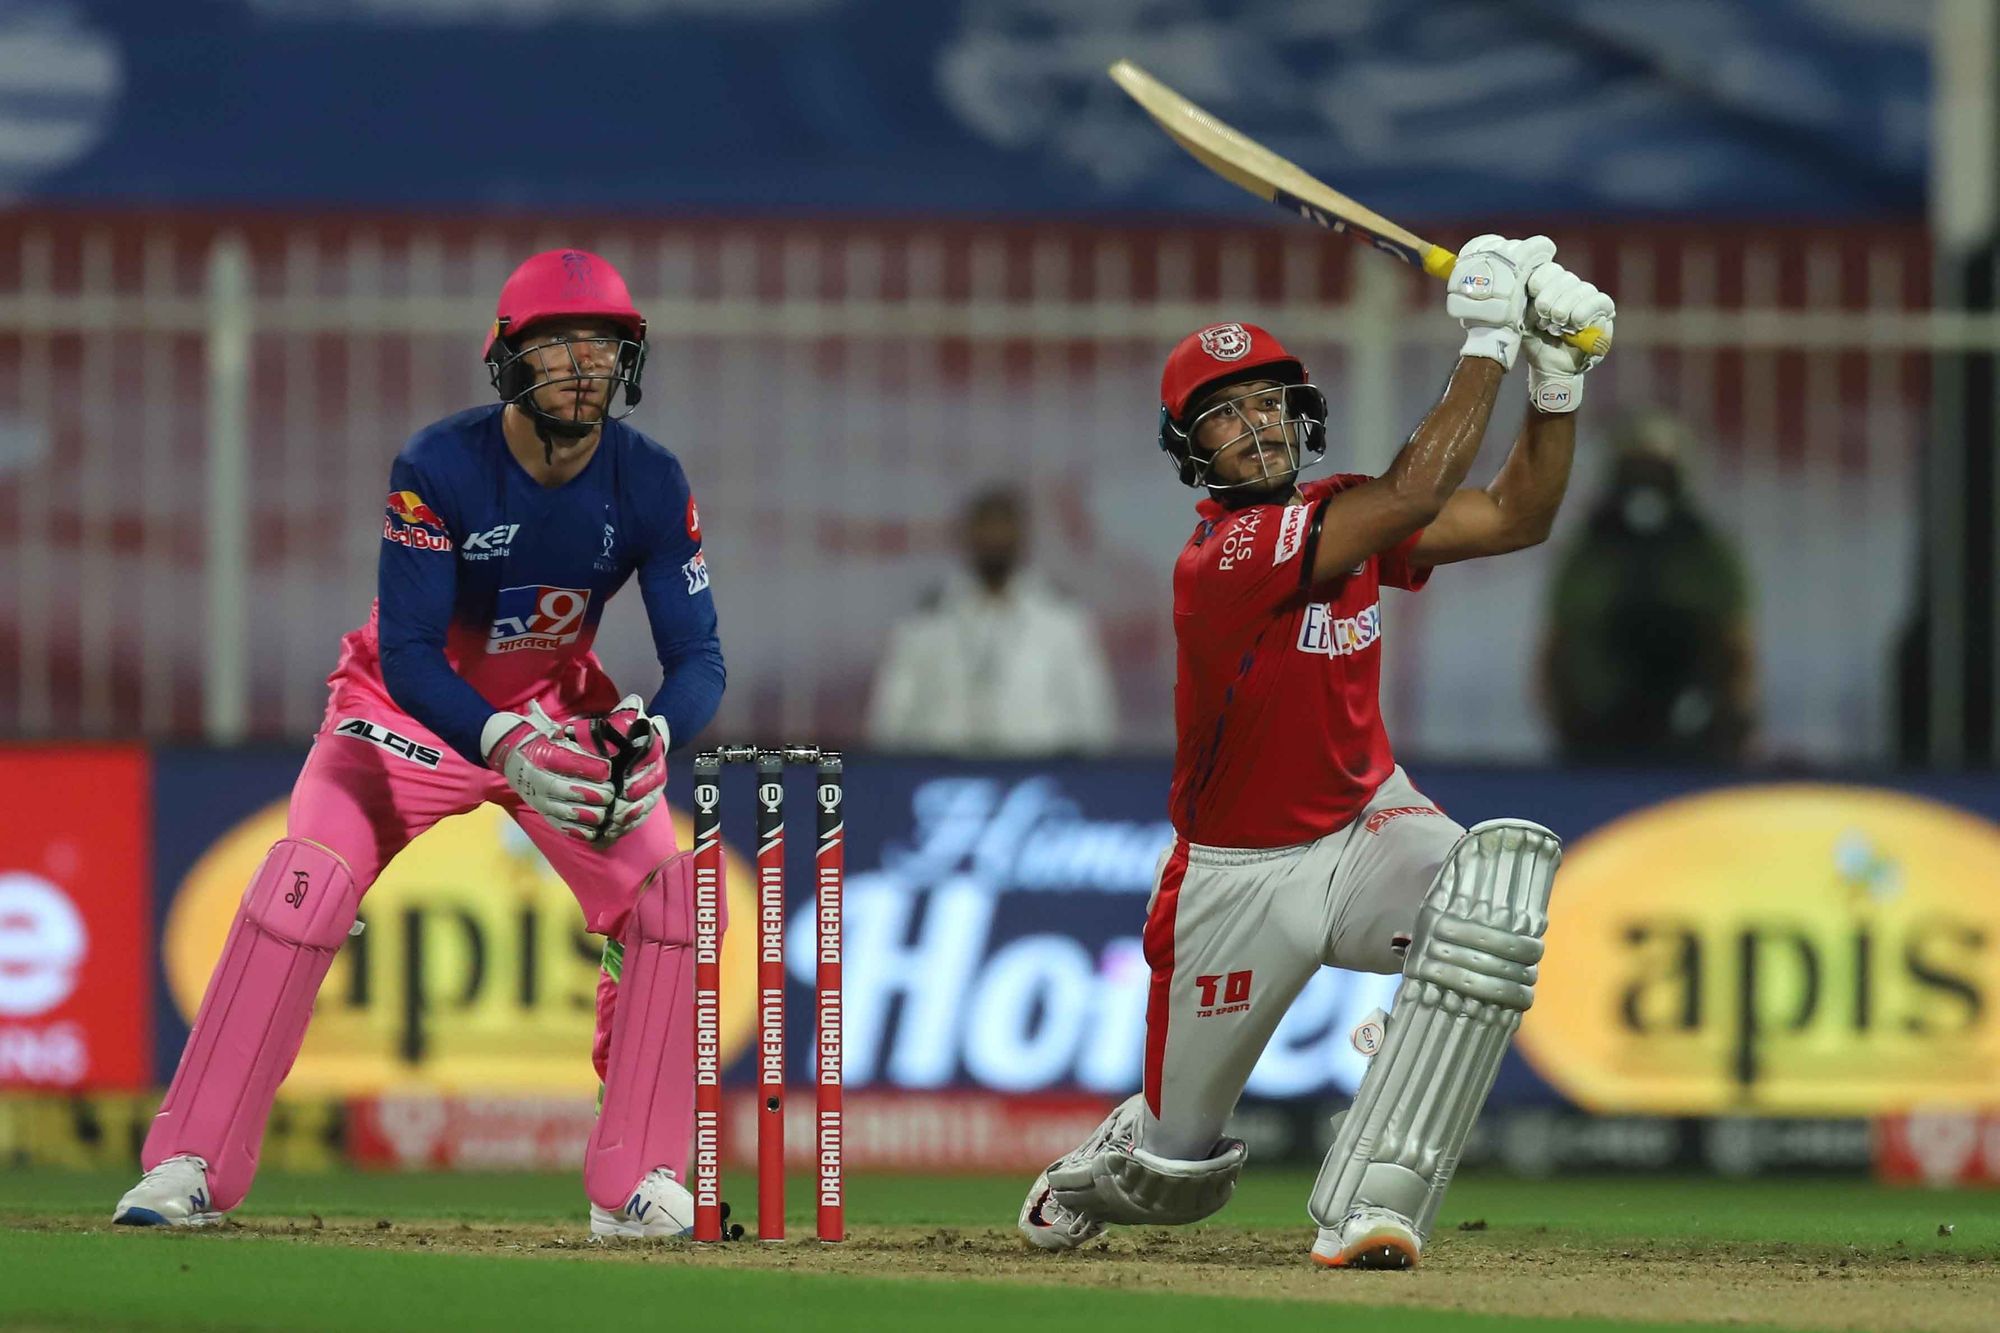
{"left": 164, "top": 804, "right": 757, "bottom": 1095}
{"left": 1517, "top": 785, "right": 2000, "bottom": 1115}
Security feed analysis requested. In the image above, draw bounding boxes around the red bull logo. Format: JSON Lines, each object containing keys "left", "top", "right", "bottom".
{"left": 386, "top": 491, "right": 447, "bottom": 530}
{"left": 383, "top": 490, "right": 452, "bottom": 553}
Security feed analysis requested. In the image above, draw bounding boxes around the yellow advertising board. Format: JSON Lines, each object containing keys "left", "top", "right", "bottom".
{"left": 1518, "top": 784, "right": 2000, "bottom": 1114}
{"left": 164, "top": 803, "right": 757, "bottom": 1095}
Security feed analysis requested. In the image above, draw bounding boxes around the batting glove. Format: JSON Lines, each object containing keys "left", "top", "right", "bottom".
{"left": 1520, "top": 263, "right": 1615, "bottom": 414}
{"left": 1445, "top": 234, "right": 1557, "bottom": 371}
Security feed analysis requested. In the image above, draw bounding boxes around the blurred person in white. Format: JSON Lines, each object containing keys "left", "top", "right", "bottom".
{"left": 867, "top": 485, "right": 1117, "bottom": 755}
{"left": 1539, "top": 409, "right": 1755, "bottom": 763}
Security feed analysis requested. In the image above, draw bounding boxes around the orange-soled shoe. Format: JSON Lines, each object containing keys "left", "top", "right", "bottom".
{"left": 1310, "top": 1206, "right": 1420, "bottom": 1270}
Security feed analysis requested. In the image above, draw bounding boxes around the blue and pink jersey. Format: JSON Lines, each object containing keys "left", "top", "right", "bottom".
{"left": 330, "top": 404, "right": 724, "bottom": 764}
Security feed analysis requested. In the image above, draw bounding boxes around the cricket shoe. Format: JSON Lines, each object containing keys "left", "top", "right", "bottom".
{"left": 113, "top": 1154, "right": 224, "bottom": 1228}
{"left": 1311, "top": 1205, "right": 1421, "bottom": 1269}
{"left": 590, "top": 1166, "right": 695, "bottom": 1239}
{"left": 1017, "top": 1169, "right": 1106, "bottom": 1252}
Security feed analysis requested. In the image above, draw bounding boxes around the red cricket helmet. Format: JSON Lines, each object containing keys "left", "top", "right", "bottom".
{"left": 484, "top": 249, "right": 649, "bottom": 441}
{"left": 1158, "top": 322, "right": 1326, "bottom": 490}
{"left": 1159, "top": 321, "right": 1304, "bottom": 420}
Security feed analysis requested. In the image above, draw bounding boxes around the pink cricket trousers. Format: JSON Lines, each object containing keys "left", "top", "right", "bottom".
{"left": 145, "top": 666, "right": 683, "bottom": 1209}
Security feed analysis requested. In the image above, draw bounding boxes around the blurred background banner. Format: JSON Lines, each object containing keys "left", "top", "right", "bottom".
{"left": 11, "top": 746, "right": 2000, "bottom": 1173}
{"left": 10, "top": 746, "right": 2000, "bottom": 1112}
{"left": 10, "top": 2, "right": 1926, "bottom": 217}
{"left": 0, "top": 746, "right": 150, "bottom": 1091}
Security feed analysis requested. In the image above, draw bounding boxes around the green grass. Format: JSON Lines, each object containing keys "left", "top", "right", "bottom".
{"left": 0, "top": 1228, "right": 1835, "bottom": 1333}
{"left": 3, "top": 1168, "right": 1988, "bottom": 1250}
{"left": 1, "top": 1170, "right": 1993, "bottom": 1332}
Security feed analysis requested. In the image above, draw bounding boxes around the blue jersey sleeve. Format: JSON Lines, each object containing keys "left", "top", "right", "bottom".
{"left": 376, "top": 449, "right": 497, "bottom": 765}
{"left": 634, "top": 457, "right": 725, "bottom": 748}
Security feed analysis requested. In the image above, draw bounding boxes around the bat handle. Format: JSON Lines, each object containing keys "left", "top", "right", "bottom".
{"left": 1426, "top": 245, "right": 1614, "bottom": 358}
{"left": 1562, "top": 325, "right": 1613, "bottom": 357}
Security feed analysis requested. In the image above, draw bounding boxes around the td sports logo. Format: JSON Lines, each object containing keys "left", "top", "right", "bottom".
{"left": 489, "top": 586, "right": 591, "bottom": 654}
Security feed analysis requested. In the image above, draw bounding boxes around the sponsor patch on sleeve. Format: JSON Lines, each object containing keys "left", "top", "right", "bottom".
{"left": 383, "top": 489, "right": 453, "bottom": 552}
{"left": 1274, "top": 503, "right": 1311, "bottom": 566}
{"left": 686, "top": 494, "right": 701, "bottom": 543}
{"left": 682, "top": 550, "right": 710, "bottom": 594}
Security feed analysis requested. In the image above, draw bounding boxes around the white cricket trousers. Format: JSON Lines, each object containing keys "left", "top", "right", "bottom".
{"left": 1139, "top": 766, "right": 1464, "bottom": 1161}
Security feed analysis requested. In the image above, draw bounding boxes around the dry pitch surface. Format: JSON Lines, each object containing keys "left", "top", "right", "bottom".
{"left": 2, "top": 1171, "right": 1996, "bottom": 1332}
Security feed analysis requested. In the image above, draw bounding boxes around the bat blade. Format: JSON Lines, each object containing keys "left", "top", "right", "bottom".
{"left": 1108, "top": 59, "right": 1611, "bottom": 358}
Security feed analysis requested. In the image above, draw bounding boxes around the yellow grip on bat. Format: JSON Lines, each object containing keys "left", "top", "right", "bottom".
{"left": 1426, "top": 244, "right": 1613, "bottom": 359}
{"left": 1563, "top": 325, "right": 1613, "bottom": 357}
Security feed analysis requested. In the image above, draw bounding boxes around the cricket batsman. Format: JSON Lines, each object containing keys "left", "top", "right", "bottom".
{"left": 115, "top": 250, "right": 725, "bottom": 1238}
{"left": 1018, "top": 237, "right": 1614, "bottom": 1267}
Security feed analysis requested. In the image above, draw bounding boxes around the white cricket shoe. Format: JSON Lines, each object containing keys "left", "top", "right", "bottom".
{"left": 1311, "top": 1205, "right": 1421, "bottom": 1270}
{"left": 590, "top": 1166, "right": 695, "bottom": 1239}
{"left": 113, "top": 1155, "right": 223, "bottom": 1228}
{"left": 1017, "top": 1169, "right": 1106, "bottom": 1252}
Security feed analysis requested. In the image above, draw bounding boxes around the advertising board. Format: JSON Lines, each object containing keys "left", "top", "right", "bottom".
{"left": 0, "top": 746, "right": 151, "bottom": 1090}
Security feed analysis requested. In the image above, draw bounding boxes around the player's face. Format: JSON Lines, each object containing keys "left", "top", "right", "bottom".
{"left": 518, "top": 319, "right": 626, "bottom": 423}
{"left": 1190, "top": 381, "right": 1299, "bottom": 489}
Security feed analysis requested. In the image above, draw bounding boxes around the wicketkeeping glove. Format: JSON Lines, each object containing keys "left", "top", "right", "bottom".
{"left": 570, "top": 693, "right": 668, "bottom": 844}
{"left": 483, "top": 702, "right": 615, "bottom": 842}
{"left": 1520, "top": 262, "right": 1615, "bottom": 414}
{"left": 1445, "top": 234, "right": 1557, "bottom": 371}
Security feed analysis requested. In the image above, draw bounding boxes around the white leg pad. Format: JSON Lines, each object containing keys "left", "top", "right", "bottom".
{"left": 1308, "top": 819, "right": 1561, "bottom": 1240}
{"left": 1046, "top": 1093, "right": 1247, "bottom": 1227}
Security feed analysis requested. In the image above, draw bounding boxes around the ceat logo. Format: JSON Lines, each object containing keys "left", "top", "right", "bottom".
{"left": 0, "top": 872, "right": 87, "bottom": 1018}
{"left": 1199, "top": 323, "right": 1252, "bottom": 361}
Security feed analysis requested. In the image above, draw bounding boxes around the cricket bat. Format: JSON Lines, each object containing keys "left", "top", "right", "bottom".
{"left": 1109, "top": 59, "right": 1612, "bottom": 358}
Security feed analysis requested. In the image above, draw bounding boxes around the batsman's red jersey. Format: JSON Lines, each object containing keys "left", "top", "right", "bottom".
{"left": 1168, "top": 474, "right": 1430, "bottom": 848}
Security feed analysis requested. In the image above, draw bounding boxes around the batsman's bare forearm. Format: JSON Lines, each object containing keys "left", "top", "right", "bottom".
{"left": 1482, "top": 405, "right": 1577, "bottom": 548}
{"left": 1406, "top": 398, "right": 1580, "bottom": 568}
{"left": 1306, "top": 357, "right": 1505, "bottom": 584}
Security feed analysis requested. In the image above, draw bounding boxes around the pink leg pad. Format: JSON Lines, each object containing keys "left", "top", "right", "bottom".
{"left": 143, "top": 838, "right": 358, "bottom": 1211}
{"left": 584, "top": 852, "right": 696, "bottom": 1209}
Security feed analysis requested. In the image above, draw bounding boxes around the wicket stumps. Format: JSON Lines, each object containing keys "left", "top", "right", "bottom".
{"left": 691, "top": 746, "right": 844, "bottom": 1244}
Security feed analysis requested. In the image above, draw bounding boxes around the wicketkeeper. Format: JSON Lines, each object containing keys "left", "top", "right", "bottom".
{"left": 116, "top": 250, "right": 726, "bottom": 1237}
{"left": 1019, "top": 237, "right": 1614, "bottom": 1267}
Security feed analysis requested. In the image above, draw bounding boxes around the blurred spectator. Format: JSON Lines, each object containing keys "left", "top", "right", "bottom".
{"left": 868, "top": 486, "right": 1116, "bottom": 755}
{"left": 1539, "top": 411, "right": 1755, "bottom": 763}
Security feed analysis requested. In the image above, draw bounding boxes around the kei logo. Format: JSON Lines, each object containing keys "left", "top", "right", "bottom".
{"left": 285, "top": 871, "right": 311, "bottom": 908}
{"left": 1198, "top": 323, "right": 1252, "bottom": 361}
{"left": 489, "top": 585, "right": 591, "bottom": 654}
{"left": 460, "top": 523, "right": 520, "bottom": 561}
